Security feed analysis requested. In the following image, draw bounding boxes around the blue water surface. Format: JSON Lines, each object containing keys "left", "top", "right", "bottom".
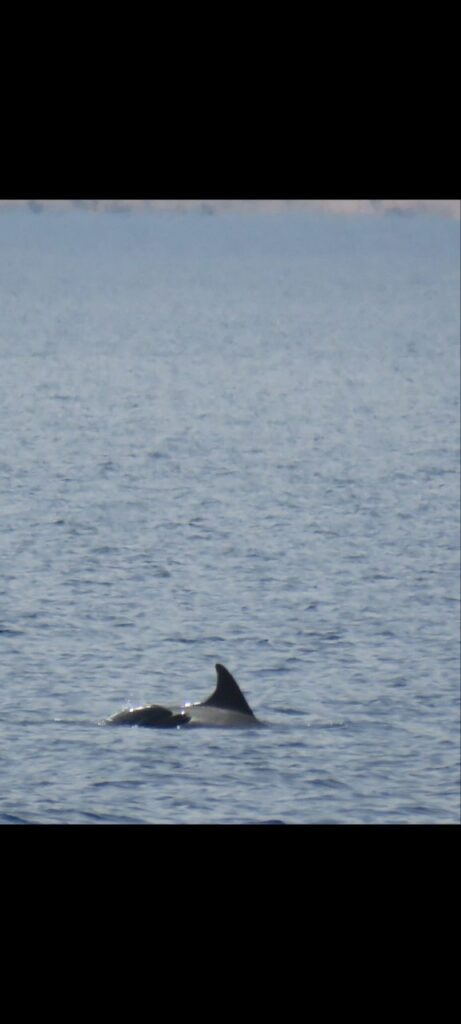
{"left": 0, "top": 209, "right": 459, "bottom": 823}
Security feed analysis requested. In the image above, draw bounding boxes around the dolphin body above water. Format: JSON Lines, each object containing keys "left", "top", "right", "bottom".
{"left": 106, "top": 663, "right": 262, "bottom": 728}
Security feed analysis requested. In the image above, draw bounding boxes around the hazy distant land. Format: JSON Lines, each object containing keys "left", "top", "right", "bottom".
{"left": 0, "top": 199, "right": 459, "bottom": 218}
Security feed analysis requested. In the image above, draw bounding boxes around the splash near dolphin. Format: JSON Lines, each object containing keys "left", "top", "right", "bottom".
{"left": 106, "top": 663, "right": 262, "bottom": 728}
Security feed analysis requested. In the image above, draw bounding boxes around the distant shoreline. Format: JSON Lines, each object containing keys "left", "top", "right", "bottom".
{"left": 0, "top": 199, "right": 459, "bottom": 218}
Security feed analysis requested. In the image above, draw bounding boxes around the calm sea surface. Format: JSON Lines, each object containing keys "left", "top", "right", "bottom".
{"left": 0, "top": 209, "right": 459, "bottom": 824}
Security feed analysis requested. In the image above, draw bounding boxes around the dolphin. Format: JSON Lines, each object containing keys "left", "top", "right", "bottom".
{"left": 106, "top": 663, "right": 262, "bottom": 728}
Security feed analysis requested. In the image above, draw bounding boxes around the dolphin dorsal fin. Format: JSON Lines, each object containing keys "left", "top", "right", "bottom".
{"left": 202, "top": 664, "right": 255, "bottom": 717}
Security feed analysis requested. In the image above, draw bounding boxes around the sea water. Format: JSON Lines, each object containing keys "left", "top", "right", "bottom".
{"left": 0, "top": 208, "right": 459, "bottom": 824}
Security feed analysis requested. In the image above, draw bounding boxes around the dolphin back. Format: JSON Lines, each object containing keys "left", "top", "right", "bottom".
{"left": 108, "top": 705, "right": 190, "bottom": 727}
{"left": 106, "top": 663, "right": 259, "bottom": 728}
